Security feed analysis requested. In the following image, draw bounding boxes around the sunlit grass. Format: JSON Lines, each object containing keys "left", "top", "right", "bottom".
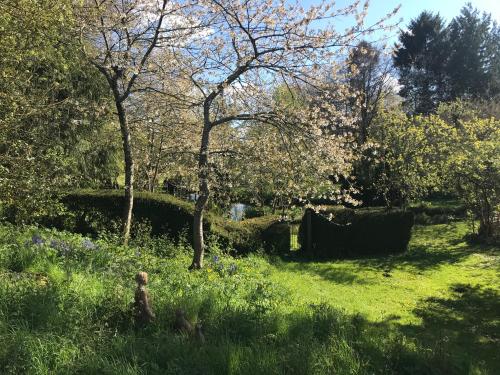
{"left": 271, "top": 222, "right": 499, "bottom": 324}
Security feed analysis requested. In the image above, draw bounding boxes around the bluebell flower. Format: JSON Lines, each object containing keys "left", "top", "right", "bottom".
{"left": 50, "top": 239, "right": 71, "bottom": 256}
{"left": 212, "top": 255, "right": 219, "bottom": 263}
{"left": 32, "top": 234, "right": 44, "bottom": 246}
{"left": 59, "top": 241, "right": 71, "bottom": 254}
{"left": 82, "top": 239, "right": 97, "bottom": 250}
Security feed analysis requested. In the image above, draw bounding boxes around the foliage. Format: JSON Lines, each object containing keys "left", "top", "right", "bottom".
{"left": 46, "top": 190, "right": 283, "bottom": 254}
{"left": 408, "top": 200, "right": 466, "bottom": 225}
{"left": 438, "top": 116, "right": 500, "bottom": 242}
{"left": 130, "top": 88, "right": 201, "bottom": 193}
{"left": 346, "top": 40, "right": 394, "bottom": 144}
{"left": 446, "top": 4, "right": 500, "bottom": 100}
{"left": 365, "top": 102, "right": 499, "bottom": 241}
{"left": 367, "top": 102, "right": 499, "bottom": 241}
{"left": 367, "top": 110, "right": 443, "bottom": 207}
{"left": 238, "top": 120, "right": 358, "bottom": 212}
{"left": 298, "top": 207, "right": 414, "bottom": 258}
{"left": 0, "top": 0, "right": 117, "bottom": 223}
{"left": 76, "top": 0, "right": 194, "bottom": 243}
{"left": 394, "top": 5, "right": 500, "bottom": 114}
{"left": 393, "top": 11, "right": 448, "bottom": 114}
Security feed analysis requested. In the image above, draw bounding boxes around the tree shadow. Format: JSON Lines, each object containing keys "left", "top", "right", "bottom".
{"left": 400, "top": 283, "right": 500, "bottom": 375}
{"left": 3, "top": 275, "right": 499, "bottom": 374}
{"left": 283, "top": 222, "right": 498, "bottom": 274}
{"left": 275, "top": 258, "right": 369, "bottom": 284}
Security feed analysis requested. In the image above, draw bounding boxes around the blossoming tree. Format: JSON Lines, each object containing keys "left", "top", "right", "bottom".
{"left": 76, "top": 0, "right": 194, "bottom": 243}
{"left": 172, "top": 0, "right": 398, "bottom": 268}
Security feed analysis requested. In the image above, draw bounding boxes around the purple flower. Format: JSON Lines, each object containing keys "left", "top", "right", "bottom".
{"left": 59, "top": 241, "right": 71, "bottom": 253}
{"left": 32, "top": 234, "right": 44, "bottom": 246}
{"left": 82, "top": 239, "right": 97, "bottom": 250}
{"left": 212, "top": 255, "right": 219, "bottom": 263}
{"left": 50, "top": 239, "right": 71, "bottom": 255}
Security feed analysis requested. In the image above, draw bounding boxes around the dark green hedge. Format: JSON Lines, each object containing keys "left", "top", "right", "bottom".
{"left": 60, "top": 190, "right": 195, "bottom": 238}
{"left": 47, "top": 190, "right": 282, "bottom": 254}
{"left": 298, "top": 207, "right": 414, "bottom": 258}
{"left": 408, "top": 202, "right": 466, "bottom": 225}
{"left": 261, "top": 222, "right": 291, "bottom": 254}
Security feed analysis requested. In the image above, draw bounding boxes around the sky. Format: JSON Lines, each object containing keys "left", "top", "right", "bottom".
{"left": 301, "top": 0, "right": 500, "bottom": 44}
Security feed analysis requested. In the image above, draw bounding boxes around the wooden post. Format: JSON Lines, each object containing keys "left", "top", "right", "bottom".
{"left": 307, "top": 209, "right": 312, "bottom": 254}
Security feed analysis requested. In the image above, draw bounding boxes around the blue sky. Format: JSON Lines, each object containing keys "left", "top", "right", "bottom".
{"left": 301, "top": 0, "right": 499, "bottom": 44}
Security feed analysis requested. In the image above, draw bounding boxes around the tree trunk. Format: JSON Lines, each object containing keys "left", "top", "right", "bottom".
{"left": 150, "top": 136, "right": 164, "bottom": 193}
{"left": 190, "top": 122, "right": 211, "bottom": 269}
{"left": 147, "top": 127, "right": 155, "bottom": 192}
{"left": 359, "top": 105, "right": 368, "bottom": 145}
{"left": 115, "top": 99, "right": 134, "bottom": 245}
{"left": 478, "top": 207, "right": 493, "bottom": 240}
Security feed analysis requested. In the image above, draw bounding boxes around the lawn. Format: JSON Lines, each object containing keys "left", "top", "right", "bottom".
{"left": 273, "top": 222, "right": 499, "bottom": 324}
{"left": 271, "top": 222, "right": 500, "bottom": 373}
{"left": 0, "top": 221, "right": 498, "bottom": 374}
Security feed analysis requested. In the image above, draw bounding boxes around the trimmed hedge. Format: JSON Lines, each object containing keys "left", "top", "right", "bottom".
{"left": 298, "top": 207, "right": 414, "bottom": 258}
{"left": 47, "top": 190, "right": 282, "bottom": 254}
{"left": 408, "top": 202, "right": 466, "bottom": 225}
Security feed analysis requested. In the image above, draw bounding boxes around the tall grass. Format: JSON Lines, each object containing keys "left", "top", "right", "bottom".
{"left": 0, "top": 223, "right": 497, "bottom": 374}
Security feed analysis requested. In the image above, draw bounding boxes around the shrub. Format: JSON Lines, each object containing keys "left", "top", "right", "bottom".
{"left": 222, "top": 215, "right": 287, "bottom": 254}
{"left": 243, "top": 206, "right": 267, "bottom": 218}
{"left": 409, "top": 202, "right": 466, "bottom": 225}
{"left": 45, "top": 190, "right": 282, "bottom": 254}
{"left": 298, "top": 207, "right": 414, "bottom": 258}
{"left": 261, "top": 222, "right": 291, "bottom": 254}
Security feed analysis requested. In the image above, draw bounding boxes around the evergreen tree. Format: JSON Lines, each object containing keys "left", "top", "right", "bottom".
{"left": 445, "top": 4, "right": 500, "bottom": 100}
{"left": 393, "top": 12, "right": 448, "bottom": 114}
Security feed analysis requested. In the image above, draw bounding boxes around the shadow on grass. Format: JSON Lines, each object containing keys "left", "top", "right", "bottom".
{"left": 401, "top": 283, "right": 500, "bottom": 375}
{"left": 274, "top": 258, "right": 370, "bottom": 284}
{"left": 369, "top": 224, "right": 499, "bottom": 273}
{"left": 2, "top": 277, "right": 498, "bottom": 374}
{"left": 280, "top": 222, "right": 498, "bottom": 276}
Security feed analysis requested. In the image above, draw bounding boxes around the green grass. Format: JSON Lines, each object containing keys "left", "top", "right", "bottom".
{"left": 272, "top": 222, "right": 499, "bottom": 323}
{"left": 0, "top": 221, "right": 498, "bottom": 374}
{"left": 270, "top": 222, "right": 500, "bottom": 372}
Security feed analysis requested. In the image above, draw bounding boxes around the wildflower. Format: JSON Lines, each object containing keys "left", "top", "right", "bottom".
{"left": 59, "top": 241, "right": 71, "bottom": 254}
{"left": 82, "top": 239, "right": 97, "bottom": 250}
{"left": 50, "top": 239, "right": 71, "bottom": 256}
{"left": 32, "top": 234, "right": 44, "bottom": 246}
{"left": 212, "top": 255, "right": 219, "bottom": 263}
{"left": 228, "top": 264, "right": 237, "bottom": 275}
{"left": 207, "top": 268, "right": 216, "bottom": 281}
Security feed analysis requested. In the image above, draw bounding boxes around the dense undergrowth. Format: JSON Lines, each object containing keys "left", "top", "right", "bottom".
{"left": 0, "top": 223, "right": 498, "bottom": 374}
